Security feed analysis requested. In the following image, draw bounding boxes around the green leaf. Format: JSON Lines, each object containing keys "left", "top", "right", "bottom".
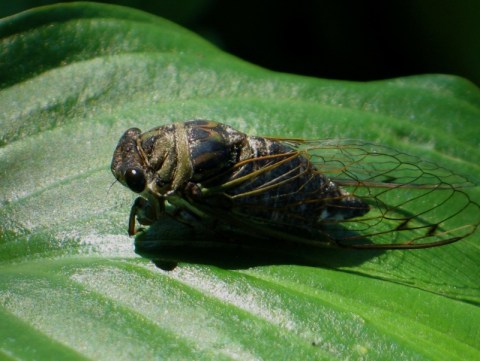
{"left": 1, "top": 2, "right": 479, "bottom": 360}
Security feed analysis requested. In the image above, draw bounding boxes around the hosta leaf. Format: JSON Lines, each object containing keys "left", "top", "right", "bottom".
{"left": 1, "top": 3, "right": 479, "bottom": 360}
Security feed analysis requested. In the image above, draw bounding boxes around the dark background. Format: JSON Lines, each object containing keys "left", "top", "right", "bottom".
{"left": 2, "top": 0, "right": 480, "bottom": 86}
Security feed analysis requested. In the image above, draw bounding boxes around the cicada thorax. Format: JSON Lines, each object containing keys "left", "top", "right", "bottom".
{"left": 185, "top": 120, "right": 246, "bottom": 181}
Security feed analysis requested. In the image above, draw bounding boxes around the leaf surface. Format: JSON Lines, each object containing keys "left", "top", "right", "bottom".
{"left": 1, "top": 3, "right": 479, "bottom": 360}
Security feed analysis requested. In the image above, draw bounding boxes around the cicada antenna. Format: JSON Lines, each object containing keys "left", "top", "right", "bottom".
{"left": 108, "top": 179, "right": 119, "bottom": 195}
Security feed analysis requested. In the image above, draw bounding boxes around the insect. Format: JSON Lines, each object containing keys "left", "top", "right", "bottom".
{"left": 111, "top": 120, "right": 479, "bottom": 250}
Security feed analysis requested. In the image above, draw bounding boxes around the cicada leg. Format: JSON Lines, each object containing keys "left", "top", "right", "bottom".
{"left": 183, "top": 181, "right": 204, "bottom": 202}
{"left": 128, "top": 197, "right": 158, "bottom": 236}
{"left": 167, "top": 183, "right": 219, "bottom": 227}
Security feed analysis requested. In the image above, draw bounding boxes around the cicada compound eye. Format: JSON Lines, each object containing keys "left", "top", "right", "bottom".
{"left": 124, "top": 168, "right": 146, "bottom": 193}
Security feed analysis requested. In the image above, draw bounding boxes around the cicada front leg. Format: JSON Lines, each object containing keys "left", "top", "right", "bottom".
{"left": 128, "top": 197, "right": 158, "bottom": 236}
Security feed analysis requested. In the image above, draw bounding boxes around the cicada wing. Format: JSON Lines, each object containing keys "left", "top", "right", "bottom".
{"left": 327, "top": 182, "right": 479, "bottom": 249}
{"left": 305, "top": 140, "right": 480, "bottom": 249}
{"left": 197, "top": 139, "right": 480, "bottom": 249}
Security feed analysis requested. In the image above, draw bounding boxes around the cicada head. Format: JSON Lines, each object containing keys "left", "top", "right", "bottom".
{"left": 111, "top": 128, "right": 151, "bottom": 195}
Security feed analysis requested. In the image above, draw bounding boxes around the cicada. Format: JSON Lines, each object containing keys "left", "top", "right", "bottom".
{"left": 111, "top": 120, "right": 479, "bottom": 250}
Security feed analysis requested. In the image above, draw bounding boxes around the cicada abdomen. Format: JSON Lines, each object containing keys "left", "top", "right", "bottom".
{"left": 111, "top": 120, "right": 480, "bottom": 249}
